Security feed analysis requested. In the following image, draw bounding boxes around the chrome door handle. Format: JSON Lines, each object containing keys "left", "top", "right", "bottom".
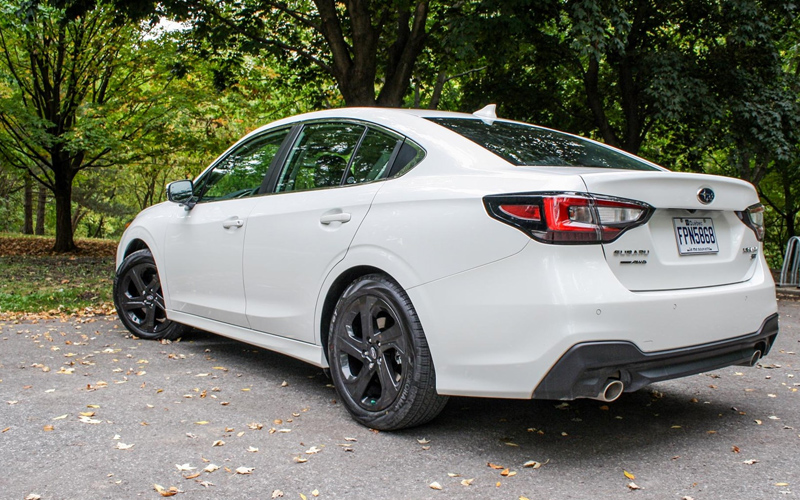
{"left": 222, "top": 219, "right": 244, "bottom": 229}
{"left": 320, "top": 212, "right": 352, "bottom": 225}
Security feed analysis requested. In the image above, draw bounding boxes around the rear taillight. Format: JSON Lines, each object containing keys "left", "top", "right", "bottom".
{"left": 484, "top": 192, "right": 653, "bottom": 244}
{"left": 736, "top": 203, "right": 765, "bottom": 241}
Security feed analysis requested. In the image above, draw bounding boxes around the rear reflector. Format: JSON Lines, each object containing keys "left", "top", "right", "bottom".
{"left": 484, "top": 192, "right": 653, "bottom": 244}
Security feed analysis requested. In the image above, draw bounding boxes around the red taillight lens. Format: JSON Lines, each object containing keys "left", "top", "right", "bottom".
{"left": 484, "top": 192, "right": 652, "bottom": 244}
{"left": 736, "top": 203, "right": 765, "bottom": 241}
{"left": 499, "top": 204, "right": 541, "bottom": 221}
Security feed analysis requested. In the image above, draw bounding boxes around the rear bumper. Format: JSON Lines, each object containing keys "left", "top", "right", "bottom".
{"left": 533, "top": 313, "right": 779, "bottom": 400}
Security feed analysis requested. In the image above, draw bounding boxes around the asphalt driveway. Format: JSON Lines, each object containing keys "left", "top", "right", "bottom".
{"left": 1, "top": 301, "right": 798, "bottom": 500}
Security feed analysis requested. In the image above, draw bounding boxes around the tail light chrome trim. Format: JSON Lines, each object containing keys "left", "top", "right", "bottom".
{"left": 484, "top": 192, "right": 654, "bottom": 244}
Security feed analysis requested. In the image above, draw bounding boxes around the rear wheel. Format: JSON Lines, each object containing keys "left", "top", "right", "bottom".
{"left": 328, "top": 274, "right": 448, "bottom": 430}
{"left": 113, "top": 249, "right": 186, "bottom": 340}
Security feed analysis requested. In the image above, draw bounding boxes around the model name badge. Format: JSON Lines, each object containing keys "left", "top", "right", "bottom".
{"left": 614, "top": 250, "right": 650, "bottom": 256}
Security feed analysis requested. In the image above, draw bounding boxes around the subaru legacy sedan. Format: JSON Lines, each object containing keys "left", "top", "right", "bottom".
{"left": 114, "top": 106, "right": 778, "bottom": 430}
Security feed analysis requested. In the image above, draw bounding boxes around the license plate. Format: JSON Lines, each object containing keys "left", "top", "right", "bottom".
{"left": 673, "top": 218, "right": 719, "bottom": 255}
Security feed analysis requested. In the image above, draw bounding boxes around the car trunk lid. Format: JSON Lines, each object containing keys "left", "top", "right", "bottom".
{"left": 580, "top": 171, "right": 762, "bottom": 291}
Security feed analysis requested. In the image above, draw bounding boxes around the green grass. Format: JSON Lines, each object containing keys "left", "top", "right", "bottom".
{"left": 0, "top": 254, "right": 115, "bottom": 314}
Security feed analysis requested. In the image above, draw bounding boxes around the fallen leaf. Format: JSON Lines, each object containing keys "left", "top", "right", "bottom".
{"left": 417, "top": 438, "right": 431, "bottom": 444}
{"left": 115, "top": 443, "right": 134, "bottom": 450}
{"left": 624, "top": 470, "right": 635, "bottom": 480}
{"left": 461, "top": 478, "right": 474, "bottom": 486}
{"left": 300, "top": 494, "right": 307, "bottom": 500}
{"left": 311, "top": 489, "right": 319, "bottom": 497}
{"left": 743, "top": 459, "right": 759, "bottom": 465}
{"left": 523, "top": 459, "right": 549, "bottom": 469}
{"left": 488, "top": 463, "right": 504, "bottom": 470}
{"left": 280, "top": 381, "right": 288, "bottom": 387}
{"left": 212, "top": 440, "right": 225, "bottom": 447}
{"left": 247, "top": 422, "right": 263, "bottom": 430}
{"left": 198, "top": 480, "right": 214, "bottom": 488}
{"left": 732, "top": 446, "right": 740, "bottom": 453}
{"left": 79, "top": 415, "right": 101, "bottom": 424}
{"left": 429, "top": 482, "right": 442, "bottom": 490}
{"left": 235, "top": 467, "right": 254, "bottom": 475}
{"left": 247, "top": 446, "right": 258, "bottom": 452}
{"left": 195, "top": 421, "right": 209, "bottom": 425}
{"left": 53, "top": 414, "right": 68, "bottom": 420}
{"left": 271, "top": 490, "right": 284, "bottom": 498}
{"left": 1, "top": 427, "right": 9, "bottom": 433}
{"left": 25, "top": 495, "right": 41, "bottom": 500}
{"left": 204, "top": 464, "right": 220, "bottom": 473}
{"left": 754, "top": 420, "right": 763, "bottom": 425}
{"left": 175, "top": 463, "right": 196, "bottom": 472}
{"left": 306, "top": 446, "right": 322, "bottom": 454}
{"left": 154, "top": 484, "right": 179, "bottom": 497}
{"left": 184, "top": 472, "right": 201, "bottom": 479}
{"left": 500, "top": 469, "right": 516, "bottom": 477}
{"left": 344, "top": 437, "right": 357, "bottom": 442}
{"left": 627, "top": 482, "right": 641, "bottom": 490}
{"left": 43, "top": 425, "right": 54, "bottom": 432}
{"left": 776, "top": 483, "right": 789, "bottom": 487}
{"left": 294, "top": 457, "right": 308, "bottom": 463}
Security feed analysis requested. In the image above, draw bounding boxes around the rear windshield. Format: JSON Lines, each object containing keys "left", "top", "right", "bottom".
{"left": 427, "top": 118, "right": 659, "bottom": 171}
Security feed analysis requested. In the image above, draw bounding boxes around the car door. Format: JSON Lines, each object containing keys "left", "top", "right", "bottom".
{"left": 243, "top": 122, "right": 404, "bottom": 343}
{"left": 163, "top": 128, "right": 291, "bottom": 327}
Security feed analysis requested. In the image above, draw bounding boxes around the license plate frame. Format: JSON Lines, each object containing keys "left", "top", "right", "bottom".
{"left": 673, "top": 218, "right": 719, "bottom": 255}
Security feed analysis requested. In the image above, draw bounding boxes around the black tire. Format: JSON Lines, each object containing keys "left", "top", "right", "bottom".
{"left": 113, "top": 249, "right": 186, "bottom": 340}
{"left": 328, "top": 274, "right": 448, "bottom": 430}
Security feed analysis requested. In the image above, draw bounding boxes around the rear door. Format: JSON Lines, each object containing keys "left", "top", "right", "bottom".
{"left": 581, "top": 171, "right": 762, "bottom": 291}
{"left": 243, "top": 122, "right": 405, "bottom": 343}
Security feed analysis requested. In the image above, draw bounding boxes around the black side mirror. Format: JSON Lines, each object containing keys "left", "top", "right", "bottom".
{"left": 166, "top": 179, "right": 195, "bottom": 209}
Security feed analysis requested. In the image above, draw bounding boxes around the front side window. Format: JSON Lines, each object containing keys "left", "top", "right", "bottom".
{"left": 275, "top": 122, "right": 366, "bottom": 193}
{"left": 427, "top": 118, "right": 659, "bottom": 171}
{"left": 196, "top": 128, "right": 290, "bottom": 203}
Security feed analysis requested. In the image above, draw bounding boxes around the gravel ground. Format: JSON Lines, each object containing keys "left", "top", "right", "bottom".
{"left": 1, "top": 301, "right": 798, "bottom": 500}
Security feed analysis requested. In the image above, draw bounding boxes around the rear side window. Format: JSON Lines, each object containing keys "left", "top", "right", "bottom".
{"left": 427, "top": 118, "right": 658, "bottom": 171}
{"left": 276, "top": 123, "right": 365, "bottom": 193}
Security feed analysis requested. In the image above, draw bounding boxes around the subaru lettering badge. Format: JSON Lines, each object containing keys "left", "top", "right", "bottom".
{"left": 697, "top": 187, "right": 715, "bottom": 204}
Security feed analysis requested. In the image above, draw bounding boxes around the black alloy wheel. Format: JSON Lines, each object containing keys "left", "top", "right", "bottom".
{"left": 113, "top": 249, "right": 185, "bottom": 340}
{"left": 329, "top": 274, "right": 447, "bottom": 430}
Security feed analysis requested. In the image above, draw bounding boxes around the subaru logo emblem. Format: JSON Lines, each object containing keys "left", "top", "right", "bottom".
{"left": 697, "top": 187, "right": 715, "bottom": 204}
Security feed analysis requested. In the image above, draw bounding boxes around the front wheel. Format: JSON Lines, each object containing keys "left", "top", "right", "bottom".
{"left": 113, "top": 249, "right": 186, "bottom": 340}
{"left": 328, "top": 274, "right": 448, "bottom": 430}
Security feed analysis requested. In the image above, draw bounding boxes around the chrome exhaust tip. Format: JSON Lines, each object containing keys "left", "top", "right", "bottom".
{"left": 591, "top": 379, "right": 624, "bottom": 402}
{"left": 749, "top": 350, "right": 762, "bottom": 367}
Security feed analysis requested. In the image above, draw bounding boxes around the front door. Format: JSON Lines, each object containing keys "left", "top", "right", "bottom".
{"left": 163, "top": 128, "right": 291, "bottom": 327}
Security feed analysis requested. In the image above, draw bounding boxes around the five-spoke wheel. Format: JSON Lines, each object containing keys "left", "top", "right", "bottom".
{"left": 113, "top": 249, "right": 185, "bottom": 340}
{"left": 328, "top": 274, "right": 447, "bottom": 430}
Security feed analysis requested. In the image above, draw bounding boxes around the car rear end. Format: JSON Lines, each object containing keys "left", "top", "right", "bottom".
{"left": 405, "top": 116, "right": 778, "bottom": 401}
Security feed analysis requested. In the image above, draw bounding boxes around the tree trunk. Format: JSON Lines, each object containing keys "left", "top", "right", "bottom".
{"left": 35, "top": 187, "right": 47, "bottom": 235}
{"left": 52, "top": 168, "right": 76, "bottom": 252}
{"left": 23, "top": 174, "right": 33, "bottom": 234}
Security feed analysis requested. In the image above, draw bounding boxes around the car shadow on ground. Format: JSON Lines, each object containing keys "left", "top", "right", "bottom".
{"left": 170, "top": 328, "right": 750, "bottom": 463}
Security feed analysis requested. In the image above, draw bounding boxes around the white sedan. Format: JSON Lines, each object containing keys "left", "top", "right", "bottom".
{"left": 114, "top": 106, "right": 779, "bottom": 430}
